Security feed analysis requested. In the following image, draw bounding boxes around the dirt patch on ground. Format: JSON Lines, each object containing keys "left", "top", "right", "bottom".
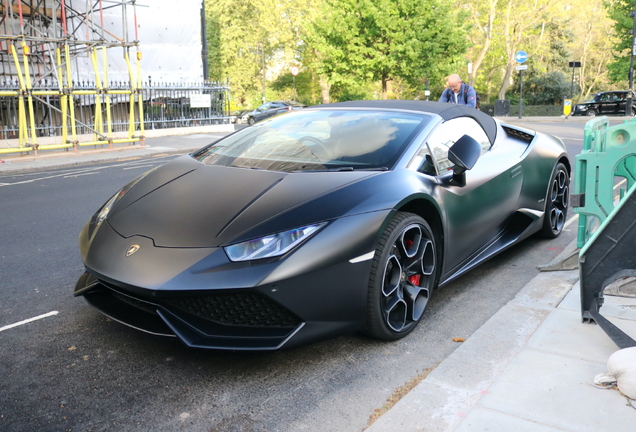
{"left": 365, "top": 365, "right": 437, "bottom": 429}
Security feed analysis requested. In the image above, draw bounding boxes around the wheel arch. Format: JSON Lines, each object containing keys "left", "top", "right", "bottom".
{"left": 559, "top": 155, "right": 571, "bottom": 176}
{"left": 395, "top": 197, "right": 445, "bottom": 278}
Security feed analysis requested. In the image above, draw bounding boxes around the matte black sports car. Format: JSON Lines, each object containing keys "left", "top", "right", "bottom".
{"left": 75, "top": 101, "right": 570, "bottom": 350}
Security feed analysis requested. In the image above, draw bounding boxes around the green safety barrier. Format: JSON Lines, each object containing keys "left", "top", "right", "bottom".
{"left": 573, "top": 116, "right": 636, "bottom": 248}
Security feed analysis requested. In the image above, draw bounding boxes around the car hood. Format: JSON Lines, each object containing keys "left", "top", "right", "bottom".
{"left": 107, "top": 155, "right": 382, "bottom": 247}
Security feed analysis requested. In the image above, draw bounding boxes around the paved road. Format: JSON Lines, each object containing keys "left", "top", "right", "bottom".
{"left": 0, "top": 121, "right": 585, "bottom": 432}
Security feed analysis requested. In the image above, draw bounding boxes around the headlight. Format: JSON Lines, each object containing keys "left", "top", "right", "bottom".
{"left": 576, "top": 105, "right": 587, "bottom": 110}
{"left": 224, "top": 223, "right": 326, "bottom": 262}
{"left": 96, "top": 193, "right": 119, "bottom": 225}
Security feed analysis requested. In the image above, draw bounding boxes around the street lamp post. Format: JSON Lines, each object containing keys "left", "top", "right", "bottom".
{"left": 626, "top": 3, "right": 636, "bottom": 117}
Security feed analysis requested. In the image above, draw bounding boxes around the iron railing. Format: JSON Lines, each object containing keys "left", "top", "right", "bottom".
{"left": 0, "top": 79, "right": 230, "bottom": 140}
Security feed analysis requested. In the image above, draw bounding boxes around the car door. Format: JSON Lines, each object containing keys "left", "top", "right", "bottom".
{"left": 254, "top": 103, "right": 271, "bottom": 121}
{"left": 268, "top": 102, "right": 288, "bottom": 118}
{"left": 418, "top": 117, "right": 524, "bottom": 275}
{"left": 616, "top": 92, "right": 628, "bottom": 115}
{"left": 599, "top": 93, "right": 618, "bottom": 114}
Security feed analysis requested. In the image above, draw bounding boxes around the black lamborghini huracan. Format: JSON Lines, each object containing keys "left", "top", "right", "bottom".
{"left": 75, "top": 100, "right": 570, "bottom": 350}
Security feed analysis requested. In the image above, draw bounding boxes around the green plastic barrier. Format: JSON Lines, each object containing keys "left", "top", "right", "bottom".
{"left": 573, "top": 116, "right": 636, "bottom": 248}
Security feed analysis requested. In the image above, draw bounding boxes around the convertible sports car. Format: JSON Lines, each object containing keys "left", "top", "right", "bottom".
{"left": 74, "top": 100, "right": 570, "bottom": 350}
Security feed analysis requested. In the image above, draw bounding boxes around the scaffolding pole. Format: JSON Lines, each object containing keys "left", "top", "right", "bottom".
{"left": 0, "top": 0, "right": 144, "bottom": 155}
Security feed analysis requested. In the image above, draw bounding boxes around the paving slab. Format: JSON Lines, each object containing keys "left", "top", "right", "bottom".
{"left": 525, "top": 308, "right": 636, "bottom": 364}
{"left": 476, "top": 348, "right": 633, "bottom": 432}
{"left": 559, "top": 282, "right": 636, "bottom": 321}
{"left": 366, "top": 268, "right": 636, "bottom": 432}
{"left": 453, "top": 407, "right": 571, "bottom": 432}
{"left": 366, "top": 271, "right": 579, "bottom": 432}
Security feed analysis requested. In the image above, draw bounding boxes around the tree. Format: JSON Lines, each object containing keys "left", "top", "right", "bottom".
{"left": 516, "top": 71, "right": 574, "bottom": 104}
{"left": 205, "top": 0, "right": 321, "bottom": 107}
{"left": 461, "top": 0, "right": 499, "bottom": 88}
{"left": 496, "top": 0, "right": 563, "bottom": 100}
{"left": 567, "top": 2, "right": 617, "bottom": 100}
{"left": 311, "top": 0, "right": 468, "bottom": 100}
{"left": 606, "top": 0, "right": 634, "bottom": 84}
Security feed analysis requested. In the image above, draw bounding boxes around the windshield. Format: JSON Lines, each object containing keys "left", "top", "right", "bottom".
{"left": 193, "top": 109, "right": 430, "bottom": 172}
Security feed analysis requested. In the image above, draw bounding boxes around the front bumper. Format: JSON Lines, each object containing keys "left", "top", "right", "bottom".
{"left": 75, "top": 210, "right": 391, "bottom": 350}
{"left": 75, "top": 272, "right": 305, "bottom": 350}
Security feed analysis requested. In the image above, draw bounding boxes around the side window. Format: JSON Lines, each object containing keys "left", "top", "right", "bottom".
{"left": 424, "top": 118, "right": 490, "bottom": 174}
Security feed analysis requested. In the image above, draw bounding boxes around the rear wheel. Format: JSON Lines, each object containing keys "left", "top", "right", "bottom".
{"left": 539, "top": 162, "right": 569, "bottom": 238}
{"left": 365, "top": 212, "right": 437, "bottom": 340}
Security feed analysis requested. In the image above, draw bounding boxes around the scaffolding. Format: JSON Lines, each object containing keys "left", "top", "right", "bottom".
{"left": 0, "top": 0, "right": 146, "bottom": 156}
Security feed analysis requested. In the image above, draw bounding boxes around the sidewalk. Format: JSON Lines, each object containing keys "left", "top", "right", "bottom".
{"left": 0, "top": 124, "right": 234, "bottom": 175}
{"left": 366, "top": 242, "right": 636, "bottom": 432}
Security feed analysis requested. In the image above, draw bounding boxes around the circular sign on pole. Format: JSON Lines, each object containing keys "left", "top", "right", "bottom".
{"left": 515, "top": 51, "right": 528, "bottom": 64}
{"left": 290, "top": 66, "right": 299, "bottom": 76}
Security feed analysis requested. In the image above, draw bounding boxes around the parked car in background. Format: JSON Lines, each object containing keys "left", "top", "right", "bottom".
{"left": 573, "top": 91, "right": 636, "bottom": 116}
{"left": 231, "top": 110, "right": 252, "bottom": 124}
{"left": 247, "top": 101, "right": 307, "bottom": 125}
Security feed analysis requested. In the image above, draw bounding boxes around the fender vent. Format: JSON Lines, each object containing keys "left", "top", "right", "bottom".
{"left": 503, "top": 125, "right": 534, "bottom": 144}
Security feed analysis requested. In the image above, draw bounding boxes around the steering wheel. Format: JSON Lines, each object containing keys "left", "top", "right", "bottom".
{"left": 298, "top": 136, "right": 333, "bottom": 160}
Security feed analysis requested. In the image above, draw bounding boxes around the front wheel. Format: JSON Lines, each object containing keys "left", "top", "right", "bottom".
{"left": 586, "top": 109, "right": 597, "bottom": 117}
{"left": 365, "top": 212, "right": 437, "bottom": 340}
{"left": 247, "top": 117, "right": 256, "bottom": 126}
{"left": 538, "top": 162, "right": 569, "bottom": 238}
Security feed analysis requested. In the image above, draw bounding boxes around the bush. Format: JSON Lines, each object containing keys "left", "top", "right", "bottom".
{"left": 480, "top": 104, "right": 565, "bottom": 117}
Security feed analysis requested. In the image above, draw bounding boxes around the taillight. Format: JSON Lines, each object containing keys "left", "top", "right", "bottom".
{"left": 287, "top": 106, "right": 292, "bottom": 111}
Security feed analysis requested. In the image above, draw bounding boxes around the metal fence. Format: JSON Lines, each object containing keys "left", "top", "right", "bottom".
{"left": 0, "top": 80, "right": 230, "bottom": 140}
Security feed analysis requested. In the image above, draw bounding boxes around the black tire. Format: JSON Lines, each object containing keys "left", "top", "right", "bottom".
{"left": 248, "top": 117, "right": 256, "bottom": 126}
{"left": 365, "top": 212, "right": 437, "bottom": 340}
{"left": 586, "top": 109, "right": 597, "bottom": 117}
{"left": 538, "top": 162, "right": 569, "bottom": 239}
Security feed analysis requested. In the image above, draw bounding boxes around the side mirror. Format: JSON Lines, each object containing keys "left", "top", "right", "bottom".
{"left": 448, "top": 134, "right": 482, "bottom": 186}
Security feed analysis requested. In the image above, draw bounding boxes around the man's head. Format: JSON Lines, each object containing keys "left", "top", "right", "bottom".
{"left": 447, "top": 74, "right": 462, "bottom": 92}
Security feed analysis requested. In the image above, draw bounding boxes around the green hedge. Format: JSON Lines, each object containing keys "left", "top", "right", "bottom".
{"left": 480, "top": 104, "right": 564, "bottom": 117}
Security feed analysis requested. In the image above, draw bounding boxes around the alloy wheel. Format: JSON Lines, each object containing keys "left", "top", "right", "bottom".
{"left": 381, "top": 223, "right": 435, "bottom": 333}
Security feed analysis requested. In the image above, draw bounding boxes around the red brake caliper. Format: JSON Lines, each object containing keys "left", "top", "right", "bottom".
{"left": 404, "top": 239, "right": 421, "bottom": 286}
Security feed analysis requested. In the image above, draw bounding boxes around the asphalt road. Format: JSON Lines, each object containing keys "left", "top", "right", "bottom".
{"left": 0, "top": 121, "right": 585, "bottom": 432}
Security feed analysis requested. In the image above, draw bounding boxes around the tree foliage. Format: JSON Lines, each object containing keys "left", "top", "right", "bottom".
{"left": 607, "top": 0, "right": 635, "bottom": 84}
{"left": 206, "top": 0, "right": 623, "bottom": 107}
{"left": 513, "top": 71, "right": 576, "bottom": 104}
{"left": 310, "top": 0, "right": 468, "bottom": 100}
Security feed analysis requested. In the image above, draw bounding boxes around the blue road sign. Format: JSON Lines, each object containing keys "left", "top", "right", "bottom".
{"left": 515, "top": 51, "right": 528, "bottom": 63}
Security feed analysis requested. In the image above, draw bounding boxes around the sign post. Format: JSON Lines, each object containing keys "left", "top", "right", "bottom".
{"left": 515, "top": 51, "right": 528, "bottom": 119}
{"left": 566, "top": 61, "right": 581, "bottom": 118}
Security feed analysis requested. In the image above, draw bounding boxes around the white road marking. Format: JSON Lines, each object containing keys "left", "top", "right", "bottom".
{"left": 123, "top": 164, "right": 157, "bottom": 170}
{"left": 564, "top": 214, "right": 578, "bottom": 228}
{"left": 0, "top": 311, "right": 59, "bottom": 332}
{"left": 0, "top": 156, "right": 175, "bottom": 187}
{"left": 63, "top": 172, "right": 99, "bottom": 178}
